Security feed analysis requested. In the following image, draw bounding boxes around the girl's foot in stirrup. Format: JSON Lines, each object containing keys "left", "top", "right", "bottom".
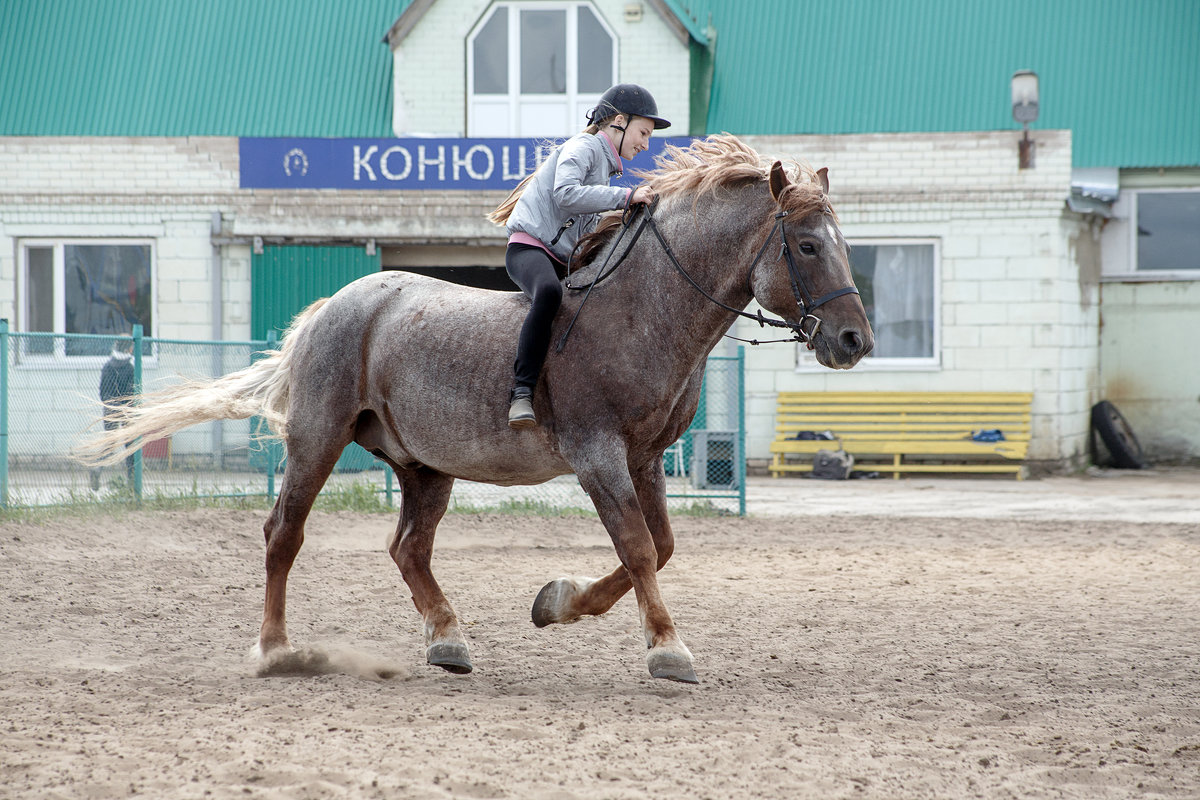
{"left": 508, "top": 387, "right": 536, "bottom": 429}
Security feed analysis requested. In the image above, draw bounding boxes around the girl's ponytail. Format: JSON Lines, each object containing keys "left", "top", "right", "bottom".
{"left": 486, "top": 117, "right": 617, "bottom": 226}
{"left": 486, "top": 173, "right": 535, "bottom": 226}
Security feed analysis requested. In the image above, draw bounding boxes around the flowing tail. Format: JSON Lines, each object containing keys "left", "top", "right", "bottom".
{"left": 74, "top": 299, "right": 329, "bottom": 467}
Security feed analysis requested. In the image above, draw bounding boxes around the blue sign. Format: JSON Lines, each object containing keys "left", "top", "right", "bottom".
{"left": 238, "top": 137, "right": 690, "bottom": 190}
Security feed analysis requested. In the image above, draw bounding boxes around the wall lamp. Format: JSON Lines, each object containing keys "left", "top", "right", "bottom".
{"left": 1011, "top": 70, "right": 1039, "bottom": 169}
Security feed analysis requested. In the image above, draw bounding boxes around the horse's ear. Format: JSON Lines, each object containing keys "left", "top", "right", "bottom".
{"left": 816, "top": 167, "right": 830, "bottom": 194}
{"left": 768, "top": 161, "right": 789, "bottom": 202}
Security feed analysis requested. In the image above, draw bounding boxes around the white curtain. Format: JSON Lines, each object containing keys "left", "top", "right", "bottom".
{"left": 870, "top": 245, "right": 933, "bottom": 358}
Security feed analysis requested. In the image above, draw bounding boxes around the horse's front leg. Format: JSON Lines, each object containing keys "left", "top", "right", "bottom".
{"left": 531, "top": 457, "right": 674, "bottom": 624}
{"left": 387, "top": 468, "right": 472, "bottom": 674}
{"left": 554, "top": 458, "right": 695, "bottom": 683}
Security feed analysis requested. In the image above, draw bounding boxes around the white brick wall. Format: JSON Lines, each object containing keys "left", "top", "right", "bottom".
{"left": 737, "top": 130, "right": 1098, "bottom": 469}
{"left": 0, "top": 128, "right": 1105, "bottom": 469}
{"left": 391, "top": 0, "right": 691, "bottom": 136}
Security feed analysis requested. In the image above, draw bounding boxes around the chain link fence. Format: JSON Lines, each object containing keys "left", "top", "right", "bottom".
{"left": 0, "top": 323, "right": 744, "bottom": 515}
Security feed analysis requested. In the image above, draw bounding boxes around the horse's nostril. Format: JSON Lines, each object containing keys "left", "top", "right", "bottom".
{"left": 840, "top": 329, "right": 863, "bottom": 353}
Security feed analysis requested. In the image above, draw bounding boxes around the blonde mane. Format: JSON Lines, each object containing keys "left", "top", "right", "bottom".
{"left": 634, "top": 134, "right": 833, "bottom": 219}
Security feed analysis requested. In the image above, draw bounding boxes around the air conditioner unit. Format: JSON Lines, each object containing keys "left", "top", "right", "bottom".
{"left": 690, "top": 430, "right": 739, "bottom": 490}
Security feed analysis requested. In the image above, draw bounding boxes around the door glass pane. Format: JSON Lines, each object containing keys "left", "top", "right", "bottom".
{"left": 63, "top": 244, "right": 152, "bottom": 356}
{"left": 849, "top": 244, "right": 935, "bottom": 359}
{"left": 25, "top": 246, "right": 55, "bottom": 354}
{"left": 577, "top": 6, "right": 613, "bottom": 93}
{"left": 520, "top": 9, "right": 566, "bottom": 94}
{"left": 1137, "top": 191, "right": 1200, "bottom": 271}
{"left": 473, "top": 7, "right": 508, "bottom": 95}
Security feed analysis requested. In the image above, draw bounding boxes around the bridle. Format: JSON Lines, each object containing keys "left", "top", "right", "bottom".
{"left": 557, "top": 197, "right": 859, "bottom": 352}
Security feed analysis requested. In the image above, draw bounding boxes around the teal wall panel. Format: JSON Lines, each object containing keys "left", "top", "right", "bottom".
{"left": 4, "top": 0, "right": 1196, "bottom": 166}
{"left": 250, "top": 245, "right": 380, "bottom": 472}
{"left": 251, "top": 245, "right": 380, "bottom": 341}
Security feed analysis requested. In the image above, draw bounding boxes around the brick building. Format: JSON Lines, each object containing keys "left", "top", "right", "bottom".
{"left": 2, "top": 0, "right": 1197, "bottom": 469}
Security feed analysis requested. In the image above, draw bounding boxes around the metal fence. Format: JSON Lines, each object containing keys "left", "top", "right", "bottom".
{"left": 0, "top": 321, "right": 745, "bottom": 515}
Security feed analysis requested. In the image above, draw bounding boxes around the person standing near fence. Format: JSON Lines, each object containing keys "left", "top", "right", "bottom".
{"left": 92, "top": 337, "right": 136, "bottom": 489}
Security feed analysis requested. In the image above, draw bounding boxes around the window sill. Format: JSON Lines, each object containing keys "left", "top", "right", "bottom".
{"left": 795, "top": 356, "right": 941, "bottom": 373}
{"left": 1100, "top": 271, "right": 1200, "bottom": 283}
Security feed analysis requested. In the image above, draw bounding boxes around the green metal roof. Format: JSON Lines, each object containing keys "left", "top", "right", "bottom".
{"left": 0, "top": 0, "right": 401, "bottom": 137}
{"left": 3, "top": 0, "right": 1196, "bottom": 168}
{"left": 686, "top": 0, "right": 1200, "bottom": 168}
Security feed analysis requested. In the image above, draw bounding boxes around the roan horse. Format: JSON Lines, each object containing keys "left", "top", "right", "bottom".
{"left": 79, "top": 135, "right": 873, "bottom": 684}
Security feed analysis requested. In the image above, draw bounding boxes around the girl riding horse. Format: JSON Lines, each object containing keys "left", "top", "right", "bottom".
{"left": 488, "top": 83, "right": 668, "bottom": 429}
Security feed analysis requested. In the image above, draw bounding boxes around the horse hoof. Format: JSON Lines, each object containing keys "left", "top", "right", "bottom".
{"left": 531, "top": 579, "right": 565, "bottom": 627}
{"left": 531, "top": 577, "right": 594, "bottom": 627}
{"left": 647, "top": 648, "right": 699, "bottom": 684}
{"left": 427, "top": 642, "right": 473, "bottom": 674}
{"left": 534, "top": 577, "right": 586, "bottom": 627}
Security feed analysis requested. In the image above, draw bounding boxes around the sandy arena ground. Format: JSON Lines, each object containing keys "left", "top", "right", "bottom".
{"left": 1, "top": 469, "right": 1197, "bottom": 799}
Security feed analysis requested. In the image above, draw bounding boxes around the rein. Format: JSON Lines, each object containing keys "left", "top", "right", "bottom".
{"left": 557, "top": 198, "right": 859, "bottom": 351}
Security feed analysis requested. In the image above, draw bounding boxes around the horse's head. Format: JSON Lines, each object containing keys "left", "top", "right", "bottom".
{"left": 749, "top": 162, "right": 873, "bottom": 369}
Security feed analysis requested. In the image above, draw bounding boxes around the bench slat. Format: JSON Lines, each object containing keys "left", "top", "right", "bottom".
{"left": 769, "top": 391, "right": 1032, "bottom": 479}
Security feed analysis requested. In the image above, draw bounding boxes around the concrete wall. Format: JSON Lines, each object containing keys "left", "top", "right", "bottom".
{"left": 1094, "top": 167, "right": 1200, "bottom": 464}
{"left": 1099, "top": 281, "right": 1200, "bottom": 462}
{"left": 390, "top": 0, "right": 691, "bottom": 136}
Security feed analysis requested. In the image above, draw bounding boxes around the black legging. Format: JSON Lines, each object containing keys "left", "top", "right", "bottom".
{"left": 506, "top": 243, "right": 564, "bottom": 390}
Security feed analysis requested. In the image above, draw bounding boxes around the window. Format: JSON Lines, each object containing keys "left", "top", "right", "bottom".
{"left": 19, "top": 241, "right": 153, "bottom": 358}
{"left": 468, "top": 2, "right": 616, "bottom": 137}
{"left": 1134, "top": 190, "right": 1200, "bottom": 273}
{"left": 799, "top": 240, "right": 938, "bottom": 368}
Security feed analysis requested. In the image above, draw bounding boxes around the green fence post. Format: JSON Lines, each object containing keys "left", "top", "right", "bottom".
{"left": 132, "top": 325, "right": 144, "bottom": 503}
{"left": 737, "top": 346, "right": 746, "bottom": 517}
{"left": 0, "top": 319, "right": 8, "bottom": 509}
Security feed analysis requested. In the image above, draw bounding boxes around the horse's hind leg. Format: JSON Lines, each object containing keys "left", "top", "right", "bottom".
{"left": 386, "top": 468, "right": 471, "bottom": 674}
{"left": 256, "top": 442, "right": 344, "bottom": 658}
{"left": 532, "top": 458, "right": 674, "bottom": 624}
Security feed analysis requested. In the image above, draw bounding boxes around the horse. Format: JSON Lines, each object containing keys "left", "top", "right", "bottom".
{"left": 78, "top": 135, "right": 873, "bottom": 684}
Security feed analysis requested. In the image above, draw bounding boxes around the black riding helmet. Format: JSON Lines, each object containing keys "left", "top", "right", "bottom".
{"left": 587, "top": 83, "right": 671, "bottom": 130}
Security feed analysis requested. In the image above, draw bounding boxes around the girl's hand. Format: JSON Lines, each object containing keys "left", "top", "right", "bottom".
{"left": 631, "top": 185, "right": 656, "bottom": 205}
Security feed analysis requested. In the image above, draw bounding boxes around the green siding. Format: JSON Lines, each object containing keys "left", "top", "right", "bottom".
{"left": 0, "top": 0, "right": 403, "bottom": 136}
{"left": 3, "top": 0, "right": 1196, "bottom": 167}
{"left": 251, "top": 246, "right": 380, "bottom": 340}
{"left": 249, "top": 245, "right": 381, "bottom": 472}
{"left": 687, "top": 0, "right": 1200, "bottom": 167}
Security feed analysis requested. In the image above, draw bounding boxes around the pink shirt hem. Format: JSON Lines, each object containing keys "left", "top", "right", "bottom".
{"left": 508, "top": 231, "right": 566, "bottom": 264}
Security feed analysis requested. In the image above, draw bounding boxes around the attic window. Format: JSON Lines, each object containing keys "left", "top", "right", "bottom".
{"left": 468, "top": 2, "right": 617, "bottom": 137}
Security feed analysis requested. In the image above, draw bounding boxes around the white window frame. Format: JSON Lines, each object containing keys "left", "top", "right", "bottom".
{"left": 16, "top": 238, "right": 157, "bottom": 365}
{"left": 795, "top": 237, "right": 941, "bottom": 372}
{"left": 1126, "top": 187, "right": 1200, "bottom": 280}
{"left": 466, "top": 1, "right": 618, "bottom": 137}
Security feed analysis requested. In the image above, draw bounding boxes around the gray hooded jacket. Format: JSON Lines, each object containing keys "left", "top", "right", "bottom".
{"left": 506, "top": 131, "right": 630, "bottom": 262}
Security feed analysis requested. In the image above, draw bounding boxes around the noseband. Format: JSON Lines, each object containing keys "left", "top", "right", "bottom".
{"left": 747, "top": 209, "right": 861, "bottom": 343}
{"left": 558, "top": 198, "right": 859, "bottom": 351}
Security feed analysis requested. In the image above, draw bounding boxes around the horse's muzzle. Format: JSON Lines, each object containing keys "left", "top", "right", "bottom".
{"left": 813, "top": 324, "right": 873, "bottom": 369}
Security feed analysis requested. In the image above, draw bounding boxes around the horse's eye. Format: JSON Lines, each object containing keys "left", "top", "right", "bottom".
{"left": 799, "top": 242, "right": 817, "bottom": 256}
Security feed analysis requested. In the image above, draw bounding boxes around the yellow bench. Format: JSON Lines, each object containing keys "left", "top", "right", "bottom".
{"left": 768, "top": 391, "right": 1033, "bottom": 479}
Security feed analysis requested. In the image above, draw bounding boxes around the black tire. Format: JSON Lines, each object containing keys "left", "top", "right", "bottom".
{"left": 1090, "top": 400, "right": 1146, "bottom": 469}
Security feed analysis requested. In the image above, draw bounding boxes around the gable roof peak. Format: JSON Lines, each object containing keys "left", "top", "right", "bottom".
{"left": 382, "top": 0, "right": 708, "bottom": 49}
